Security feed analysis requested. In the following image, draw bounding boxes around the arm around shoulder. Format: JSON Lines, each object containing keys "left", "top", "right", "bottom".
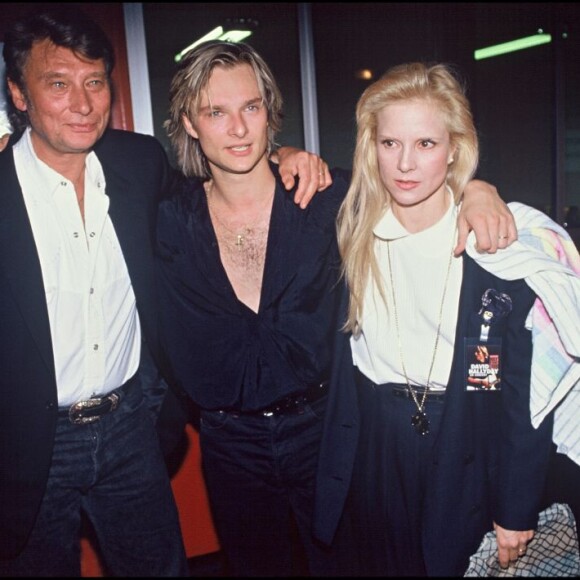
{"left": 456, "top": 180, "right": 517, "bottom": 255}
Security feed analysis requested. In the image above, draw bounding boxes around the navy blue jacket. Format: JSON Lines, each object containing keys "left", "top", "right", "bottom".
{"left": 314, "top": 254, "right": 553, "bottom": 576}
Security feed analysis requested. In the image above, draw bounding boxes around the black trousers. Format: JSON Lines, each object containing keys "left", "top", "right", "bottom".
{"left": 199, "top": 395, "right": 357, "bottom": 577}
{"left": 349, "top": 375, "right": 446, "bottom": 577}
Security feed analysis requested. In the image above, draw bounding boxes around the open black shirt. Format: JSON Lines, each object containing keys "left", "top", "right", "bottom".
{"left": 156, "top": 164, "right": 350, "bottom": 411}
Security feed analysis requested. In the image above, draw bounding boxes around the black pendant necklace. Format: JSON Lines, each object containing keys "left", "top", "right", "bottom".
{"left": 387, "top": 229, "right": 455, "bottom": 436}
{"left": 411, "top": 411, "right": 430, "bottom": 436}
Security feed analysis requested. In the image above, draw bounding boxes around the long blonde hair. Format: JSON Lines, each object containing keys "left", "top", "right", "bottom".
{"left": 164, "top": 40, "right": 283, "bottom": 179}
{"left": 336, "top": 62, "right": 479, "bottom": 335}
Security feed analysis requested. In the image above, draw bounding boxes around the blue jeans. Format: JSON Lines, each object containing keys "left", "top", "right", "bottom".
{"left": 0, "top": 377, "right": 187, "bottom": 577}
{"left": 199, "top": 395, "right": 355, "bottom": 577}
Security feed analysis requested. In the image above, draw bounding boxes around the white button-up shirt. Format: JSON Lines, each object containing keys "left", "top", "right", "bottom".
{"left": 14, "top": 128, "right": 141, "bottom": 406}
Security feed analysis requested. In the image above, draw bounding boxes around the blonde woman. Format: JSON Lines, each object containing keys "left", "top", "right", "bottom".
{"left": 326, "top": 62, "right": 566, "bottom": 576}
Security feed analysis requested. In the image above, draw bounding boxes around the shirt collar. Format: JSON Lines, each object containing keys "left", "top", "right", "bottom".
{"left": 373, "top": 188, "right": 459, "bottom": 245}
{"left": 13, "top": 127, "right": 105, "bottom": 199}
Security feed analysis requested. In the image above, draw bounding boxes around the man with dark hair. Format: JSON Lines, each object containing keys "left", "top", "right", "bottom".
{"left": 0, "top": 7, "right": 328, "bottom": 576}
{"left": 0, "top": 7, "right": 188, "bottom": 576}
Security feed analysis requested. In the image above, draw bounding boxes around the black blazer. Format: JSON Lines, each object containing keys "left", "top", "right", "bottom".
{"left": 314, "top": 255, "right": 553, "bottom": 576}
{"left": 0, "top": 129, "right": 174, "bottom": 559}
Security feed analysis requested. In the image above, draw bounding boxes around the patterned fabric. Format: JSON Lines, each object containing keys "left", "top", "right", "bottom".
{"left": 464, "top": 502, "right": 580, "bottom": 577}
{"left": 465, "top": 202, "right": 580, "bottom": 465}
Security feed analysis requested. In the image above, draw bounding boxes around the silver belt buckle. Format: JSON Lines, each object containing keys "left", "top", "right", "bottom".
{"left": 68, "top": 393, "right": 120, "bottom": 425}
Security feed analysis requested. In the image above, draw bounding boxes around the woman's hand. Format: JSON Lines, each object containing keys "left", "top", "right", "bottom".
{"left": 493, "top": 521, "right": 534, "bottom": 569}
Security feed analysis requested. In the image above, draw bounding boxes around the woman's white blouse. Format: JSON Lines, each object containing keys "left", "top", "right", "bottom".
{"left": 351, "top": 198, "right": 463, "bottom": 390}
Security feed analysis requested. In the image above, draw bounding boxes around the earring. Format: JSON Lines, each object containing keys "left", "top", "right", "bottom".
{"left": 448, "top": 157, "right": 454, "bottom": 164}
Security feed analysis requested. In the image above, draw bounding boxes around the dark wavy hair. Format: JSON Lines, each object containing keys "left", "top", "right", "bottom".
{"left": 2, "top": 7, "right": 115, "bottom": 133}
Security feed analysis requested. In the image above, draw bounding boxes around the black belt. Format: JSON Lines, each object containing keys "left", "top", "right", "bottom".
{"left": 391, "top": 384, "right": 446, "bottom": 400}
{"left": 222, "top": 381, "right": 329, "bottom": 417}
{"left": 58, "top": 379, "right": 133, "bottom": 425}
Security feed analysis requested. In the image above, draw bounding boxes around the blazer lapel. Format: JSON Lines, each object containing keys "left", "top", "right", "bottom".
{"left": 0, "top": 151, "right": 55, "bottom": 374}
{"left": 106, "top": 166, "right": 148, "bottom": 286}
{"left": 104, "top": 161, "right": 160, "bottom": 353}
{"left": 433, "top": 256, "right": 489, "bottom": 440}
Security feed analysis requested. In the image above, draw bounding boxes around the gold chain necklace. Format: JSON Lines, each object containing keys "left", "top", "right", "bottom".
{"left": 205, "top": 181, "right": 272, "bottom": 249}
{"left": 386, "top": 229, "right": 455, "bottom": 436}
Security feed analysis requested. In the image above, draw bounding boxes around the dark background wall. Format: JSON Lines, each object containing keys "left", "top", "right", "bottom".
{"left": 141, "top": 2, "right": 580, "bottom": 244}
{"left": 2, "top": 2, "right": 578, "bottom": 238}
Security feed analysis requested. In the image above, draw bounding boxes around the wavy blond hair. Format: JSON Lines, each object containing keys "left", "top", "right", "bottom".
{"left": 336, "top": 62, "right": 479, "bottom": 335}
{"left": 164, "top": 40, "right": 283, "bottom": 179}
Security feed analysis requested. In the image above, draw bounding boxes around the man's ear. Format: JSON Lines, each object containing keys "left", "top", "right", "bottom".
{"left": 182, "top": 113, "right": 198, "bottom": 139}
{"left": 7, "top": 79, "right": 27, "bottom": 112}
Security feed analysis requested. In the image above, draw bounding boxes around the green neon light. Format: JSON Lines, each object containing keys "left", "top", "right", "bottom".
{"left": 474, "top": 33, "right": 552, "bottom": 61}
{"left": 175, "top": 27, "right": 224, "bottom": 63}
{"left": 175, "top": 27, "right": 253, "bottom": 62}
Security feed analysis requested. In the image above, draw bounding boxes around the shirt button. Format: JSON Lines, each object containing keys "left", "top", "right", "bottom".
{"left": 89, "top": 288, "right": 94, "bottom": 295}
{"left": 89, "top": 232, "right": 95, "bottom": 237}
{"left": 73, "top": 232, "right": 79, "bottom": 238}
{"left": 93, "top": 344, "right": 99, "bottom": 351}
